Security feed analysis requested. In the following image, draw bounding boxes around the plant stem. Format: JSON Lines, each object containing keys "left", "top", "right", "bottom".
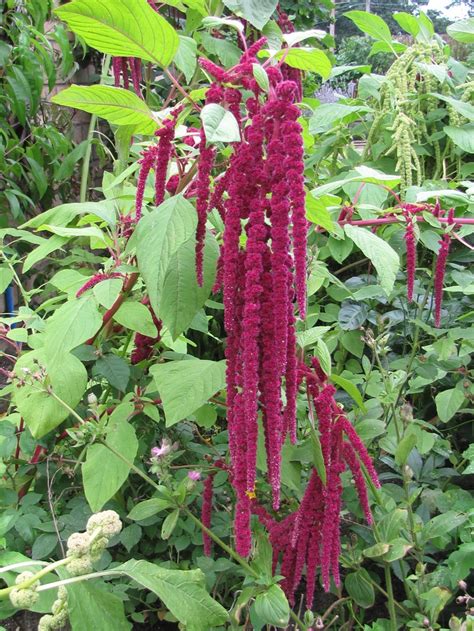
{"left": 384, "top": 563, "right": 398, "bottom": 631}
{"left": 80, "top": 55, "right": 111, "bottom": 203}
{"left": 0, "top": 558, "right": 70, "bottom": 600}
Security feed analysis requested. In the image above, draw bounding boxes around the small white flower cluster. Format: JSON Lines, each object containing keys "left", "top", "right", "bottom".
{"left": 66, "top": 510, "right": 122, "bottom": 577}
{"left": 9, "top": 571, "right": 39, "bottom": 609}
{"left": 38, "top": 586, "right": 68, "bottom": 631}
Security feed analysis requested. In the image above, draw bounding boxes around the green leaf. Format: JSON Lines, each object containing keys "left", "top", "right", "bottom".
{"left": 159, "top": 232, "right": 218, "bottom": 339}
{"left": 66, "top": 580, "right": 131, "bottom": 631}
{"left": 23, "top": 235, "right": 68, "bottom": 274}
{"left": 114, "top": 560, "right": 229, "bottom": 630}
{"left": 94, "top": 354, "right": 130, "bottom": 391}
{"left": 55, "top": 0, "right": 178, "bottom": 67}
{"left": 150, "top": 359, "right": 226, "bottom": 426}
{"left": 315, "top": 338, "right": 331, "bottom": 376}
{"left": 309, "top": 103, "right": 371, "bottom": 134}
{"left": 345, "top": 11, "right": 392, "bottom": 44}
{"left": 419, "top": 586, "right": 451, "bottom": 621}
{"left": 161, "top": 508, "right": 180, "bottom": 540}
{"left": 448, "top": 543, "right": 474, "bottom": 581}
{"left": 447, "top": 18, "right": 474, "bottom": 43}
{"left": 344, "top": 225, "right": 400, "bottom": 295}
{"left": 276, "top": 48, "right": 331, "bottom": 79}
{"left": 114, "top": 302, "right": 158, "bottom": 337}
{"left": 0, "top": 266, "right": 14, "bottom": 294}
{"left": 363, "top": 542, "right": 390, "bottom": 559}
{"left": 345, "top": 569, "right": 375, "bottom": 607}
{"left": 128, "top": 498, "right": 172, "bottom": 521}
{"left": 13, "top": 350, "right": 87, "bottom": 438}
{"left": 135, "top": 195, "right": 197, "bottom": 317}
{"left": 175, "top": 36, "right": 197, "bottom": 83}
{"left": 435, "top": 388, "right": 465, "bottom": 423}
{"left": 392, "top": 12, "right": 420, "bottom": 38}
{"left": 305, "top": 194, "right": 335, "bottom": 232}
{"left": 395, "top": 432, "right": 417, "bottom": 466}
{"left": 296, "top": 326, "right": 331, "bottom": 348}
{"left": 330, "top": 374, "right": 366, "bottom": 412}
{"left": 82, "top": 403, "right": 138, "bottom": 511}
{"left": 252, "top": 63, "right": 269, "bottom": 92}
{"left": 421, "top": 511, "right": 467, "bottom": 542}
{"left": 431, "top": 94, "right": 474, "bottom": 121}
{"left": 201, "top": 103, "right": 240, "bottom": 143}
{"left": 20, "top": 201, "right": 116, "bottom": 229}
{"left": 253, "top": 585, "right": 290, "bottom": 628}
{"left": 444, "top": 124, "right": 474, "bottom": 153}
{"left": 52, "top": 85, "right": 158, "bottom": 135}
{"left": 44, "top": 296, "right": 102, "bottom": 363}
{"left": 221, "top": 0, "right": 278, "bottom": 30}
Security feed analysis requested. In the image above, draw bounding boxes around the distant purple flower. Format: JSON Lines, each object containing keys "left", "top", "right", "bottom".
{"left": 188, "top": 470, "right": 201, "bottom": 481}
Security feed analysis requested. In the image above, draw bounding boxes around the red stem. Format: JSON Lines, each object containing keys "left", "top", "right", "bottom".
{"left": 338, "top": 216, "right": 474, "bottom": 228}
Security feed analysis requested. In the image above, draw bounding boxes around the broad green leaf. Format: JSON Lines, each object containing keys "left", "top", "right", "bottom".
{"left": 315, "top": 338, "right": 331, "bottom": 375}
{"left": 94, "top": 354, "right": 130, "bottom": 391}
{"left": 283, "top": 29, "right": 326, "bottom": 46}
{"left": 0, "top": 266, "right": 14, "bottom": 294}
{"left": 252, "top": 63, "right": 269, "bottom": 92}
{"left": 150, "top": 359, "right": 226, "bottom": 426}
{"left": 128, "top": 498, "right": 172, "bottom": 521}
{"left": 114, "top": 301, "right": 158, "bottom": 337}
{"left": 344, "top": 225, "right": 400, "bottom": 294}
{"left": 431, "top": 94, "right": 474, "bottom": 121}
{"left": 330, "top": 374, "right": 366, "bottom": 412}
{"left": 421, "top": 511, "right": 467, "bottom": 542}
{"left": 448, "top": 543, "right": 474, "bottom": 581}
{"left": 393, "top": 12, "right": 419, "bottom": 38}
{"left": 52, "top": 85, "right": 158, "bottom": 135}
{"left": 159, "top": 232, "right": 218, "bottom": 339}
{"left": 253, "top": 585, "right": 290, "bottom": 628}
{"left": 161, "top": 508, "right": 180, "bottom": 540}
{"left": 276, "top": 48, "right": 331, "bottom": 79}
{"left": 309, "top": 103, "right": 371, "bottom": 134}
{"left": 419, "top": 587, "right": 451, "bottom": 621}
{"left": 201, "top": 103, "right": 240, "bottom": 143}
{"left": 82, "top": 403, "right": 138, "bottom": 511}
{"left": 296, "top": 326, "right": 331, "bottom": 348}
{"left": 55, "top": 0, "right": 178, "bottom": 67}
{"left": 345, "top": 11, "right": 392, "bottom": 44}
{"left": 13, "top": 350, "right": 87, "bottom": 438}
{"left": 363, "top": 542, "right": 390, "bottom": 559}
{"left": 20, "top": 201, "right": 117, "bottom": 229}
{"left": 305, "top": 194, "right": 335, "bottom": 232}
{"left": 41, "top": 224, "right": 108, "bottom": 244}
{"left": 222, "top": 0, "right": 278, "bottom": 30}
{"left": 345, "top": 569, "right": 375, "bottom": 607}
{"left": 447, "top": 18, "right": 474, "bottom": 43}
{"left": 23, "top": 235, "right": 68, "bottom": 274}
{"left": 135, "top": 195, "right": 197, "bottom": 317}
{"left": 175, "top": 36, "right": 197, "bottom": 83}
{"left": 44, "top": 296, "right": 102, "bottom": 362}
{"left": 444, "top": 124, "right": 474, "bottom": 153}
{"left": 435, "top": 387, "right": 465, "bottom": 422}
{"left": 66, "top": 580, "right": 131, "bottom": 631}
{"left": 114, "top": 560, "right": 229, "bottom": 630}
{"left": 201, "top": 16, "right": 245, "bottom": 33}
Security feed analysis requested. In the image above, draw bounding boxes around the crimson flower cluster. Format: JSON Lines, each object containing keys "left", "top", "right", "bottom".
{"left": 194, "top": 43, "right": 308, "bottom": 556}
{"left": 130, "top": 303, "right": 162, "bottom": 365}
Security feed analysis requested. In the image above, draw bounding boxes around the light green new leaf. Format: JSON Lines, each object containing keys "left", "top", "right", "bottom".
{"left": 0, "top": 266, "right": 14, "bottom": 294}
{"left": 345, "top": 569, "right": 375, "bottom": 608}
{"left": 128, "top": 498, "right": 172, "bottom": 521}
{"left": 344, "top": 225, "right": 399, "bottom": 294}
{"left": 114, "top": 560, "right": 228, "bottom": 630}
{"left": 151, "top": 359, "right": 226, "bottom": 426}
{"left": 83, "top": 403, "right": 138, "bottom": 511}
{"left": 159, "top": 232, "right": 218, "bottom": 339}
{"left": 135, "top": 195, "right": 197, "bottom": 315}
{"left": 13, "top": 350, "right": 87, "bottom": 438}
{"left": 55, "top": 0, "right": 178, "bottom": 67}
{"left": 114, "top": 301, "right": 158, "bottom": 337}
{"left": 305, "top": 194, "right": 335, "bottom": 232}
{"left": 52, "top": 85, "right": 158, "bottom": 135}
{"left": 222, "top": 0, "right": 278, "bottom": 29}
{"left": 201, "top": 103, "right": 240, "bottom": 143}
{"left": 253, "top": 585, "right": 290, "bottom": 628}
{"left": 393, "top": 12, "right": 420, "bottom": 38}
{"left": 44, "top": 295, "right": 102, "bottom": 362}
{"left": 444, "top": 124, "right": 474, "bottom": 153}
{"left": 447, "top": 18, "right": 474, "bottom": 43}
{"left": 20, "top": 201, "right": 117, "bottom": 229}
{"left": 345, "top": 11, "right": 392, "bottom": 43}
{"left": 435, "top": 387, "right": 465, "bottom": 422}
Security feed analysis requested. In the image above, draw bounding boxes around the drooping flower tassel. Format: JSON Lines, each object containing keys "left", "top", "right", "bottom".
{"left": 342, "top": 441, "right": 373, "bottom": 524}
{"left": 130, "top": 57, "right": 143, "bottom": 98}
{"left": 130, "top": 304, "right": 162, "bottom": 364}
{"left": 154, "top": 109, "right": 181, "bottom": 208}
{"left": 434, "top": 221, "right": 452, "bottom": 328}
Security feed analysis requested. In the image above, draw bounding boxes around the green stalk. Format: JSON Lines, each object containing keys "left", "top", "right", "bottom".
{"left": 79, "top": 54, "right": 111, "bottom": 203}
{"left": 384, "top": 563, "right": 398, "bottom": 631}
{"left": 0, "top": 558, "right": 70, "bottom": 600}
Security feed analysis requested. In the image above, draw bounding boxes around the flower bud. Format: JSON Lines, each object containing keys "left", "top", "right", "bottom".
{"left": 66, "top": 555, "right": 93, "bottom": 576}
{"left": 38, "top": 614, "right": 54, "bottom": 631}
{"left": 87, "top": 510, "right": 122, "bottom": 537}
{"left": 423, "top": 618, "right": 430, "bottom": 627}
{"left": 9, "top": 586, "right": 39, "bottom": 609}
{"left": 400, "top": 402, "right": 413, "bottom": 423}
{"left": 67, "top": 532, "right": 92, "bottom": 556}
{"left": 15, "top": 571, "right": 38, "bottom": 589}
{"left": 87, "top": 392, "right": 98, "bottom": 406}
{"left": 458, "top": 579, "right": 467, "bottom": 591}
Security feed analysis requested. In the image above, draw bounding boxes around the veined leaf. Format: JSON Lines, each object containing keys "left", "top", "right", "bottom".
{"left": 345, "top": 11, "right": 392, "bottom": 44}
{"left": 447, "top": 17, "right": 474, "bottom": 44}
{"left": 52, "top": 85, "right": 158, "bottom": 135}
{"left": 222, "top": 0, "right": 278, "bottom": 30}
{"left": 55, "top": 0, "right": 178, "bottom": 67}
{"left": 201, "top": 103, "right": 240, "bottom": 143}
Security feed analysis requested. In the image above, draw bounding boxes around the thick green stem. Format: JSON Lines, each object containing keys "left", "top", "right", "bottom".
{"left": 80, "top": 55, "right": 111, "bottom": 203}
{"left": 384, "top": 563, "right": 398, "bottom": 631}
{"left": 0, "top": 558, "right": 70, "bottom": 600}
